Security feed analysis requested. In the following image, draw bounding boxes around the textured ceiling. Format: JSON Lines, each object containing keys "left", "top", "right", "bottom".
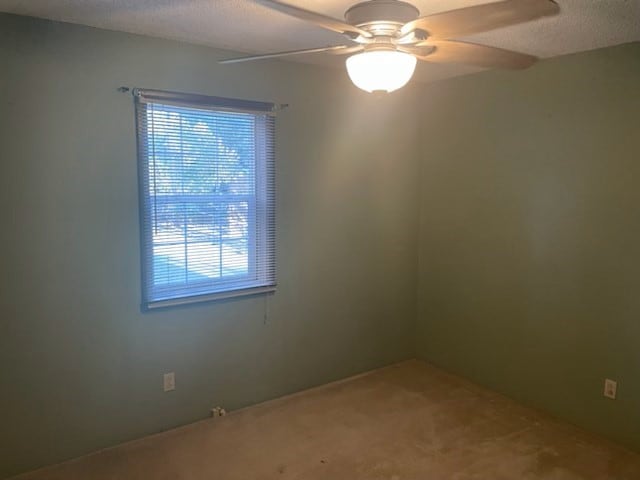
{"left": 1, "top": 0, "right": 639, "bottom": 83}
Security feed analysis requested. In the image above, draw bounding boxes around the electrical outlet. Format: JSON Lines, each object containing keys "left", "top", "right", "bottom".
{"left": 604, "top": 379, "right": 617, "bottom": 399}
{"left": 164, "top": 372, "right": 175, "bottom": 392}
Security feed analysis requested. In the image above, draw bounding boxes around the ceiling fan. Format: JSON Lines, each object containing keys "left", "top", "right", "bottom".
{"left": 220, "top": 0, "right": 560, "bottom": 92}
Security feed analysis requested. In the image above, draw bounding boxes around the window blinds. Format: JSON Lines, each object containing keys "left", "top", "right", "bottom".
{"left": 135, "top": 89, "right": 276, "bottom": 309}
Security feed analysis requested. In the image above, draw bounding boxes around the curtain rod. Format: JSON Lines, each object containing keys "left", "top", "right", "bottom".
{"left": 117, "top": 86, "right": 289, "bottom": 112}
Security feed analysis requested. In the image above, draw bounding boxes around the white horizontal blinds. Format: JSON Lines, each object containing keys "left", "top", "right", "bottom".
{"left": 255, "top": 115, "right": 276, "bottom": 287}
{"left": 135, "top": 89, "right": 276, "bottom": 308}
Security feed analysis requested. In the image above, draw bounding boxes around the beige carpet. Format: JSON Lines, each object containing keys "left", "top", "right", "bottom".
{"left": 14, "top": 360, "right": 640, "bottom": 479}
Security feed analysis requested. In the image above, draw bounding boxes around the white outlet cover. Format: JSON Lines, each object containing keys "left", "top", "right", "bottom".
{"left": 164, "top": 372, "right": 175, "bottom": 392}
{"left": 604, "top": 379, "right": 617, "bottom": 399}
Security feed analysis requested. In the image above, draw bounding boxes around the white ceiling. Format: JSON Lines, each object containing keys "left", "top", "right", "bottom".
{"left": 1, "top": 0, "right": 639, "bottom": 83}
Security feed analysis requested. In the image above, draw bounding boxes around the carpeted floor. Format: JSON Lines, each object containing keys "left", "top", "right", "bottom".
{"left": 13, "top": 360, "right": 640, "bottom": 479}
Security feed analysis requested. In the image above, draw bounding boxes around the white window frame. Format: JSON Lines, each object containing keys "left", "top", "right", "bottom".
{"left": 134, "top": 89, "right": 276, "bottom": 310}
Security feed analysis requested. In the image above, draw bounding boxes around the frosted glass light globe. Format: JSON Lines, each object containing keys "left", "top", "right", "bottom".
{"left": 346, "top": 50, "right": 417, "bottom": 93}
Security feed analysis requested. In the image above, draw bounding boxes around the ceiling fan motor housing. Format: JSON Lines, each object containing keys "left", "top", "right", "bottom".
{"left": 345, "top": 0, "right": 420, "bottom": 28}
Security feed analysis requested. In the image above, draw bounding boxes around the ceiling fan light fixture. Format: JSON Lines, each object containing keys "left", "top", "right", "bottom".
{"left": 346, "top": 49, "right": 417, "bottom": 93}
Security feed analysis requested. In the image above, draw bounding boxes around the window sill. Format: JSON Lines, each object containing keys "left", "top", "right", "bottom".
{"left": 143, "top": 285, "right": 276, "bottom": 311}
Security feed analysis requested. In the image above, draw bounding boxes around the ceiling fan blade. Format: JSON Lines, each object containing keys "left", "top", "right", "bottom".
{"left": 415, "top": 40, "right": 537, "bottom": 69}
{"left": 401, "top": 0, "right": 559, "bottom": 39}
{"left": 219, "top": 45, "right": 355, "bottom": 64}
{"left": 254, "top": 0, "right": 371, "bottom": 39}
{"left": 329, "top": 45, "right": 365, "bottom": 55}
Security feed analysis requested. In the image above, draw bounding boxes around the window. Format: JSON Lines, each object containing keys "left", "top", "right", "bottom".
{"left": 135, "top": 89, "right": 276, "bottom": 309}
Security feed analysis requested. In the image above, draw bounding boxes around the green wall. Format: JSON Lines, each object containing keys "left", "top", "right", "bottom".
{"left": 0, "top": 14, "right": 420, "bottom": 478}
{"left": 416, "top": 43, "right": 640, "bottom": 450}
